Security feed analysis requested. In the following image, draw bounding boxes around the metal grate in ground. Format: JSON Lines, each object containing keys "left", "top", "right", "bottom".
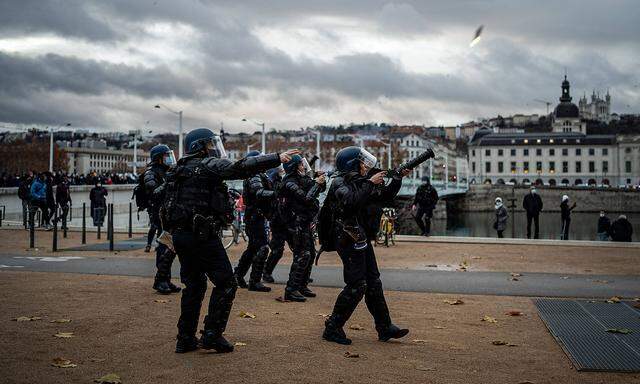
{"left": 534, "top": 298, "right": 640, "bottom": 372}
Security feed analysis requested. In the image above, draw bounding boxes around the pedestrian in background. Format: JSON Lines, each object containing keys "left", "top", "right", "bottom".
{"left": 89, "top": 182, "right": 108, "bottom": 227}
{"left": 29, "top": 173, "right": 50, "bottom": 229}
{"left": 596, "top": 211, "right": 611, "bottom": 241}
{"left": 494, "top": 197, "right": 508, "bottom": 238}
{"left": 412, "top": 176, "right": 438, "bottom": 236}
{"left": 522, "top": 186, "right": 543, "bottom": 239}
{"left": 610, "top": 215, "right": 633, "bottom": 242}
{"left": 560, "top": 195, "right": 576, "bottom": 240}
{"left": 56, "top": 175, "right": 72, "bottom": 230}
{"left": 18, "top": 171, "right": 34, "bottom": 229}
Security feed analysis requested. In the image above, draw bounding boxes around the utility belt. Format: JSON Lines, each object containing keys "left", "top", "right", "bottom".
{"left": 335, "top": 218, "right": 368, "bottom": 250}
{"left": 174, "top": 213, "right": 222, "bottom": 241}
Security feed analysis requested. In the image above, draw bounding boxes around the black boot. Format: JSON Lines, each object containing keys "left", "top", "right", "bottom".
{"left": 300, "top": 287, "right": 316, "bottom": 298}
{"left": 175, "top": 334, "right": 199, "bottom": 353}
{"left": 284, "top": 289, "right": 306, "bottom": 302}
{"left": 376, "top": 323, "right": 409, "bottom": 342}
{"left": 323, "top": 318, "right": 352, "bottom": 345}
{"left": 262, "top": 273, "right": 275, "bottom": 284}
{"left": 168, "top": 281, "right": 182, "bottom": 293}
{"left": 248, "top": 281, "right": 271, "bottom": 292}
{"left": 200, "top": 330, "right": 234, "bottom": 353}
{"left": 153, "top": 280, "right": 172, "bottom": 294}
{"left": 234, "top": 273, "right": 248, "bottom": 289}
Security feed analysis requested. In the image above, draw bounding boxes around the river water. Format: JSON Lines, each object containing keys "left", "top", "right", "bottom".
{"left": 400, "top": 211, "right": 639, "bottom": 242}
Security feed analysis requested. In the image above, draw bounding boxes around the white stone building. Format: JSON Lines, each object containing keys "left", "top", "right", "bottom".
{"left": 579, "top": 90, "right": 612, "bottom": 123}
{"left": 62, "top": 146, "right": 149, "bottom": 174}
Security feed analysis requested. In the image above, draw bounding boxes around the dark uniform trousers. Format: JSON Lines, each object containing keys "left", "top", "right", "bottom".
{"left": 328, "top": 234, "right": 391, "bottom": 331}
{"left": 264, "top": 220, "right": 288, "bottom": 276}
{"left": 173, "top": 230, "right": 237, "bottom": 337}
{"left": 235, "top": 213, "right": 269, "bottom": 283}
{"left": 414, "top": 205, "right": 433, "bottom": 235}
{"left": 285, "top": 220, "right": 315, "bottom": 292}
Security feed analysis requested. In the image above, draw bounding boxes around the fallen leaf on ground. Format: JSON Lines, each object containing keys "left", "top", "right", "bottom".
{"left": 517, "top": 381, "right": 535, "bottom": 384}
{"left": 54, "top": 332, "right": 74, "bottom": 338}
{"left": 481, "top": 316, "right": 498, "bottom": 323}
{"left": 510, "top": 277, "right": 519, "bottom": 281}
{"left": 94, "top": 373, "right": 122, "bottom": 384}
{"left": 561, "top": 276, "right": 569, "bottom": 280}
{"left": 234, "top": 342, "right": 247, "bottom": 346}
{"left": 274, "top": 312, "right": 280, "bottom": 315}
{"left": 415, "top": 366, "right": 436, "bottom": 371}
{"left": 317, "top": 313, "right": 329, "bottom": 318}
{"left": 510, "top": 273, "right": 522, "bottom": 277}
{"left": 593, "top": 279, "right": 610, "bottom": 284}
{"left": 89, "top": 358, "right": 106, "bottom": 363}
{"left": 275, "top": 296, "right": 290, "bottom": 303}
{"left": 412, "top": 339, "right": 428, "bottom": 343}
{"left": 506, "top": 311, "right": 524, "bottom": 316}
{"left": 633, "top": 297, "right": 640, "bottom": 302}
{"left": 154, "top": 299, "right": 169, "bottom": 303}
{"left": 443, "top": 299, "right": 464, "bottom": 305}
{"left": 606, "top": 296, "right": 621, "bottom": 303}
{"left": 50, "top": 319, "right": 71, "bottom": 323}
{"left": 344, "top": 351, "right": 360, "bottom": 358}
{"left": 471, "top": 256, "right": 482, "bottom": 260}
{"left": 433, "top": 325, "right": 446, "bottom": 329}
{"left": 426, "top": 264, "right": 438, "bottom": 268}
{"left": 13, "top": 316, "right": 42, "bottom": 322}
{"left": 349, "top": 324, "right": 364, "bottom": 330}
{"left": 51, "top": 357, "right": 77, "bottom": 368}
{"left": 606, "top": 328, "right": 633, "bottom": 334}
{"left": 238, "top": 311, "right": 256, "bottom": 319}
{"left": 633, "top": 303, "right": 640, "bottom": 309}
{"left": 491, "top": 340, "right": 518, "bottom": 347}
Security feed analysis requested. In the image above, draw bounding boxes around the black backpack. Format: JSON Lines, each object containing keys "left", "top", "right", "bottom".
{"left": 317, "top": 187, "right": 337, "bottom": 252}
{"left": 132, "top": 175, "right": 149, "bottom": 212}
{"left": 18, "top": 179, "right": 32, "bottom": 200}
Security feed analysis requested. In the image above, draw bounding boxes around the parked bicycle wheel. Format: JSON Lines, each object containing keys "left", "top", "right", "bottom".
{"left": 219, "top": 224, "right": 237, "bottom": 250}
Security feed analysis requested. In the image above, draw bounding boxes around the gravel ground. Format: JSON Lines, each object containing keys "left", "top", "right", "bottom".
{"left": 1, "top": 271, "right": 638, "bottom": 384}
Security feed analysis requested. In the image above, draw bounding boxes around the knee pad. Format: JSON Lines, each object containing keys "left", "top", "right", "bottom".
{"left": 347, "top": 280, "right": 367, "bottom": 299}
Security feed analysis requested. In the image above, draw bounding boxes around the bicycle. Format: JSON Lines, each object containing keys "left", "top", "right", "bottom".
{"left": 219, "top": 189, "right": 247, "bottom": 249}
{"left": 375, "top": 207, "right": 397, "bottom": 247}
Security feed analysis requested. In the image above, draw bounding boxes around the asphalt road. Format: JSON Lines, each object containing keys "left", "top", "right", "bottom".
{"left": 1, "top": 254, "right": 638, "bottom": 299}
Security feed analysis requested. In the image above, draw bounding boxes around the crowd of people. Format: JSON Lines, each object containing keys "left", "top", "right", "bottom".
{"left": 490, "top": 186, "right": 634, "bottom": 242}
{"left": 1, "top": 171, "right": 137, "bottom": 188}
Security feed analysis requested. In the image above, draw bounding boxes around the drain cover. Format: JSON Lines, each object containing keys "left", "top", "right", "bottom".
{"left": 534, "top": 298, "right": 640, "bottom": 372}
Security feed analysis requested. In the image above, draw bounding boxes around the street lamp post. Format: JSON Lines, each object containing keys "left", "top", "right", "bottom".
{"left": 154, "top": 105, "right": 183, "bottom": 158}
{"left": 49, "top": 123, "right": 71, "bottom": 173}
{"left": 242, "top": 119, "right": 266, "bottom": 153}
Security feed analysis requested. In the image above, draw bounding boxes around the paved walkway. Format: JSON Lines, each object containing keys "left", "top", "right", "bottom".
{"left": 1, "top": 254, "right": 638, "bottom": 298}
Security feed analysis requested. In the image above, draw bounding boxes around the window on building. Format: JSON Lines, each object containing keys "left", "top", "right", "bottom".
{"left": 485, "top": 149, "right": 491, "bottom": 156}
{"left": 562, "top": 161, "right": 568, "bottom": 173}
{"left": 498, "top": 149, "right": 503, "bottom": 157}
{"left": 536, "top": 148, "right": 542, "bottom": 156}
{"left": 626, "top": 161, "right": 632, "bottom": 173}
{"left": 589, "top": 161, "right": 595, "bottom": 173}
{"left": 498, "top": 162, "right": 504, "bottom": 173}
{"left": 562, "top": 148, "right": 568, "bottom": 156}
{"left": 472, "top": 162, "right": 476, "bottom": 173}
{"left": 472, "top": 149, "right": 475, "bottom": 156}
{"left": 510, "top": 162, "right": 516, "bottom": 173}
{"left": 524, "top": 149, "right": 529, "bottom": 156}
{"left": 589, "top": 148, "right": 595, "bottom": 156}
{"left": 603, "top": 161, "right": 609, "bottom": 173}
{"left": 536, "top": 162, "right": 542, "bottom": 172}
{"left": 549, "top": 161, "right": 555, "bottom": 173}
{"left": 602, "top": 148, "right": 608, "bottom": 156}
{"left": 510, "top": 149, "right": 516, "bottom": 156}
{"left": 576, "top": 148, "right": 581, "bottom": 156}
{"left": 625, "top": 148, "right": 631, "bottom": 154}
{"left": 523, "top": 161, "right": 529, "bottom": 173}
{"left": 576, "top": 161, "right": 582, "bottom": 173}
{"left": 485, "top": 162, "right": 491, "bottom": 173}
{"left": 549, "top": 149, "right": 555, "bottom": 156}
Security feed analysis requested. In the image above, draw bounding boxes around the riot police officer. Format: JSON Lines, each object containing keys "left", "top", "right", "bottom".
{"left": 263, "top": 165, "right": 286, "bottom": 284}
{"left": 281, "top": 155, "right": 326, "bottom": 302}
{"left": 162, "top": 127, "right": 298, "bottom": 353}
{"left": 145, "top": 144, "right": 181, "bottom": 294}
{"left": 318, "top": 146, "right": 414, "bottom": 345}
{"left": 233, "top": 151, "right": 276, "bottom": 292}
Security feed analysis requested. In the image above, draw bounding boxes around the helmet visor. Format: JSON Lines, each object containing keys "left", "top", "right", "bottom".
{"left": 208, "top": 135, "right": 227, "bottom": 158}
{"left": 300, "top": 158, "right": 312, "bottom": 175}
{"left": 358, "top": 148, "right": 377, "bottom": 170}
{"left": 163, "top": 150, "right": 176, "bottom": 166}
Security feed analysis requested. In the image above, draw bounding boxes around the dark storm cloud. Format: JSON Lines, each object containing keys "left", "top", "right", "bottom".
{"left": 0, "top": 52, "right": 198, "bottom": 99}
{"left": 0, "top": 0, "right": 117, "bottom": 41}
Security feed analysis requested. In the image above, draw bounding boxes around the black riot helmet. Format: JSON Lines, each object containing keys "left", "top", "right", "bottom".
{"left": 184, "top": 128, "right": 227, "bottom": 158}
{"left": 335, "top": 146, "right": 377, "bottom": 173}
{"left": 149, "top": 144, "right": 175, "bottom": 166}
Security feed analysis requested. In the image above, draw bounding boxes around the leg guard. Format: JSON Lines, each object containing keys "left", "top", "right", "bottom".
{"left": 364, "top": 279, "right": 392, "bottom": 330}
{"left": 326, "top": 280, "right": 367, "bottom": 329}
{"left": 249, "top": 245, "right": 269, "bottom": 284}
{"left": 204, "top": 277, "right": 238, "bottom": 336}
{"left": 234, "top": 248, "right": 253, "bottom": 279}
{"left": 154, "top": 244, "right": 175, "bottom": 281}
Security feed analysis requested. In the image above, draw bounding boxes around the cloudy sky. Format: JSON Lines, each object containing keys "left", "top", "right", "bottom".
{"left": 1, "top": 0, "right": 639, "bottom": 133}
